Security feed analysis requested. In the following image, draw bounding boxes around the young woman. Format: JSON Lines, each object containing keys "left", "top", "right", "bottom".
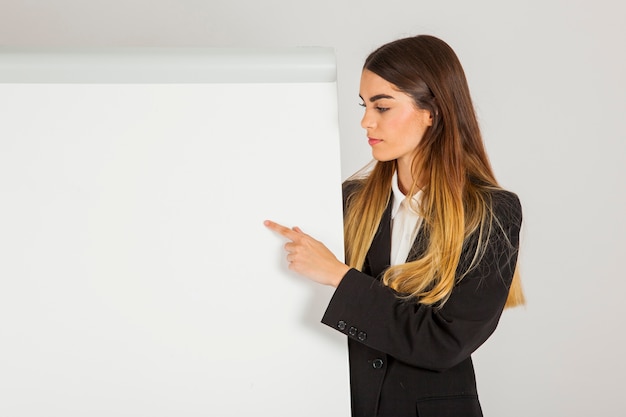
{"left": 265, "top": 34, "right": 523, "bottom": 417}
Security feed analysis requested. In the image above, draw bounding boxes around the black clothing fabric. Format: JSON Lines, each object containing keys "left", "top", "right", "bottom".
{"left": 321, "top": 181, "right": 522, "bottom": 417}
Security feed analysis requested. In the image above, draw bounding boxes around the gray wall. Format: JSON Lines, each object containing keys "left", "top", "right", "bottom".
{"left": 2, "top": 1, "right": 625, "bottom": 415}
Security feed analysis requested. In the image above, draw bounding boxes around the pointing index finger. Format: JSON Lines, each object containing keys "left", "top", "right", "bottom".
{"left": 264, "top": 220, "right": 300, "bottom": 241}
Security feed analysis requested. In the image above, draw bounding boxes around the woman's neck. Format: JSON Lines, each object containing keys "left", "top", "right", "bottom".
{"left": 396, "top": 159, "right": 417, "bottom": 196}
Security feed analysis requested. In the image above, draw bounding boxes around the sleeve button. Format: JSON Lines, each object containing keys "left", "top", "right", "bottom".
{"left": 337, "top": 320, "right": 347, "bottom": 331}
{"left": 348, "top": 326, "right": 357, "bottom": 336}
{"left": 372, "top": 359, "right": 384, "bottom": 369}
{"left": 358, "top": 331, "right": 367, "bottom": 341}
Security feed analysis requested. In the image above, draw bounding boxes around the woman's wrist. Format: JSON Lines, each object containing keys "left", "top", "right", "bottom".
{"left": 332, "top": 264, "right": 351, "bottom": 288}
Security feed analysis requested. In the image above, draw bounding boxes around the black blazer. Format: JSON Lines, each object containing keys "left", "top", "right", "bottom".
{"left": 322, "top": 182, "right": 522, "bottom": 417}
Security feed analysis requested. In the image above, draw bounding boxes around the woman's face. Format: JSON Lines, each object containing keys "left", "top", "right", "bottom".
{"left": 359, "top": 69, "right": 432, "bottom": 167}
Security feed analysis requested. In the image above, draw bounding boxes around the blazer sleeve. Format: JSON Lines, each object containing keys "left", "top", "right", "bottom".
{"left": 321, "top": 190, "right": 522, "bottom": 372}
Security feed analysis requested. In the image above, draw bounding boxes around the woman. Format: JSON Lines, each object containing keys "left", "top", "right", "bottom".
{"left": 265, "top": 34, "right": 523, "bottom": 417}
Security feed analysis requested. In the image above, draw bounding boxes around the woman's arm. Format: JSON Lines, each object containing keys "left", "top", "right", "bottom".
{"left": 321, "top": 191, "right": 522, "bottom": 372}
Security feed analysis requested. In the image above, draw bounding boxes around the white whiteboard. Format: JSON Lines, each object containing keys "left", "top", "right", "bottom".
{"left": 0, "top": 49, "right": 349, "bottom": 416}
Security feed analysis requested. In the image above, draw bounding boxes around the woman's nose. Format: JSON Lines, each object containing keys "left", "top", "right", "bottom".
{"left": 361, "top": 111, "right": 375, "bottom": 130}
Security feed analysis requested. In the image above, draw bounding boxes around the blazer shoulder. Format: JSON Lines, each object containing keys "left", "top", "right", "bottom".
{"left": 342, "top": 178, "right": 364, "bottom": 197}
{"left": 488, "top": 188, "right": 522, "bottom": 227}
{"left": 342, "top": 179, "right": 365, "bottom": 209}
{"left": 469, "top": 177, "right": 521, "bottom": 218}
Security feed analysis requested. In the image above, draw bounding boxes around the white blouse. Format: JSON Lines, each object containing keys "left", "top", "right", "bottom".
{"left": 390, "top": 172, "right": 423, "bottom": 266}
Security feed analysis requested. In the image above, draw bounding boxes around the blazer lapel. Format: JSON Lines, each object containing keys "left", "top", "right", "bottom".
{"left": 406, "top": 225, "right": 429, "bottom": 263}
{"left": 363, "top": 194, "right": 430, "bottom": 279}
{"left": 364, "top": 197, "right": 393, "bottom": 279}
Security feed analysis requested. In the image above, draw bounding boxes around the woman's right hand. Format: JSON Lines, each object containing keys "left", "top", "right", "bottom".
{"left": 264, "top": 220, "right": 350, "bottom": 288}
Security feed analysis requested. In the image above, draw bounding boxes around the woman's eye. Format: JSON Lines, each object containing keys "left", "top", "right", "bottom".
{"left": 358, "top": 102, "right": 388, "bottom": 112}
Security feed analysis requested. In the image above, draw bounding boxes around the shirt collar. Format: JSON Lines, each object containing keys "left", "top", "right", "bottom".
{"left": 391, "top": 171, "right": 422, "bottom": 219}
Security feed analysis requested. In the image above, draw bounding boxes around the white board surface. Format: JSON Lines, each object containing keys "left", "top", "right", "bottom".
{"left": 0, "top": 49, "right": 349, "bottom": 416}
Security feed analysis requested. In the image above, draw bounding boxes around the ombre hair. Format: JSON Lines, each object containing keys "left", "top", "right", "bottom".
{"left": 344, "top": 35, "right": 524, "bottom": 308}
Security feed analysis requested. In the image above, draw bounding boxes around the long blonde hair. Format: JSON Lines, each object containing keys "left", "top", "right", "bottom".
{"left": 344, "top": 35, "right": 524, "bottom": 308}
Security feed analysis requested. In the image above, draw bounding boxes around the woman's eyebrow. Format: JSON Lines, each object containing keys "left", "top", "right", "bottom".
{"left": 359, "top": 94, "right": 395, "bottom": 102}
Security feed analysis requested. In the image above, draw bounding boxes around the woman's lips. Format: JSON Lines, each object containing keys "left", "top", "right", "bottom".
{"left": 368, "top": 137, "right": 382, "bottom": 146}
